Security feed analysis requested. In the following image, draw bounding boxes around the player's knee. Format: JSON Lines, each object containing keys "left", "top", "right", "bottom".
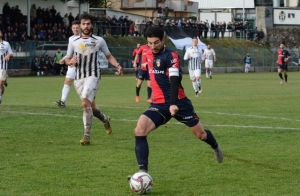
{"left": 81, "top": 99, "right": 91, "bottom": 109}
{"left": 135, "top": 126, "right": 147, "bottom": 136}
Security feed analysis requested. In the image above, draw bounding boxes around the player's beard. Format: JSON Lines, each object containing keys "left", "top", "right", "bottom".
{"left": 81, "top": 28, "right": 91, "bottom": 36}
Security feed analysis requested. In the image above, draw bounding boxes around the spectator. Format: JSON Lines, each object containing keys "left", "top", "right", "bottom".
{"left": 63, "top": 13, "right": 69, "bottom": 26}
{"left": 50, "top": 6, "right": 56, "bottom": 17}
{"left": 17, "top": 10, "right": 24, "bottom": 24}
{"left": 68, "top": 12, "right": 74, "bottom": 25}
{"left": 45, "top": 55, "right": 55, "bottom": 75}
{"left": 134, "top": 19, "right": 141, "bottom": 36}
{"left": 75, "top": 13, "right": 79, "bottom": 21}
{"left": 39, "top": 56, "right": 47, "bottom": 76}
{"left": 53, "top": 48, "right": 63, "bottom": 75}
{"left": 163, "top": 5, "right": 169, "bottom": 19}
{"left": 31, "top": 56, "right": 41, "bottom": 76}
{"left": 36, "top": 6, "right": 42, "bottom": 19}
{"left": 157, "top": 5, "right": 162, "bottom": 18}
{"left": 3, "top": 2, "right": 11, "bottom": 19}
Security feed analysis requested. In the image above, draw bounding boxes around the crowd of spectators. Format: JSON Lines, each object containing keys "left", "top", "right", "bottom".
{"left": 1, "top": 2, "right": 262, "bottom": 52}
{"left": 1, "top": 2, "right": 81, "bottom": 51}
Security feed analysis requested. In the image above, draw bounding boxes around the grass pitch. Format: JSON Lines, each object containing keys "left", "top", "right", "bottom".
{"left": 0, "top": 72, "right": 300, "bottom": 196}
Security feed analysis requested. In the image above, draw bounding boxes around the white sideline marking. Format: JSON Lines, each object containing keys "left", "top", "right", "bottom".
{"left": 203, "top": 111, "right": 300, "bottom": 122}
{"left": 1, "top": 111, "right": 300, "bottom": 131}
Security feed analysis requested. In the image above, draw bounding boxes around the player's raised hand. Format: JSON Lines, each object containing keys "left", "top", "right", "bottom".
{"left": 169, "top": 105, "right": 179, "bottom": 116}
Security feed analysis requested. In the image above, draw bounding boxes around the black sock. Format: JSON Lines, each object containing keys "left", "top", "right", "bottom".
{"left": 284, "top": 74, "right": 287, "bottom": 82}
{"left": 147, "top": 87, "right": 152, "bottom": 99}
{"left": 279, "top": 73, "right": 283, "bottom": 79}
{"left": 135, "top": 136, "right": 149, "bottom": 171}
{"left": 204, "top": 130, "right": 218, "bottom": 149}
{"left": 136, "top": 86, "right": 140, "bottom": 96}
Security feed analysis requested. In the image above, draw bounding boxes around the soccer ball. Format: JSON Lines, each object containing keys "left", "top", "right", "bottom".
{"left": 129, "top": 172, "right": 153, "bottom": 194}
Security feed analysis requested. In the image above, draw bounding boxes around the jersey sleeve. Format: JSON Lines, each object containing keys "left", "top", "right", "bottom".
{"left": 212, "top": 49, "right": 216, "bottom": 56}
{"left": 66, "top": 41, "right": 74, "bottom": 58}
{"left": 6, "top": 43, "right": 13, "bottom": 55}
{"left": 168, "top": 51, "right": 180, "bottom": 69}
{"left": 99, "top": 38, "right": 111, "bottom": 56}
{"left": 183, "top": 48, "right": 189, "bottom": 60}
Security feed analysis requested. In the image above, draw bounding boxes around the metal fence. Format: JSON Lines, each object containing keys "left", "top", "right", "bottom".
{"left": 7, "top": 41, "right": 300, "bottom": 70}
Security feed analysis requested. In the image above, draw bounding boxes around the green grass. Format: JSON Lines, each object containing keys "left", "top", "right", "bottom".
{"left": 1, "top": 73, "right": 300, "bottom": 196}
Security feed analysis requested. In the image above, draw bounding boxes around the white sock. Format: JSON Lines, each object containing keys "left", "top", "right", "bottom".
{"left": 197, "top": 79, "right": 201, "bottom": 89}
{"left": 192, "top": 81, "right": 198, "bottom": 92}
{"left": 206, "top": 70, "right": 209, "bottom": 78}
{"left": 37, "top": 72, "right": 40, "bottom": 76}
{"left": 210, "top": 70, "right": 212, "bottom": 76}
{"left": 83, "top": 107, "right": 93, "bottom": 137}
{"left": 61, "top": 85, "right": 70, "bottom": 102}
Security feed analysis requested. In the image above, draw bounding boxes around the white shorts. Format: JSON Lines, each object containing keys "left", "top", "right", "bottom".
{"left": 189, "top": 69, "right": 201, "bottom": 80}
{"left": 74, "top": 76, "right": 100, "bottom": 103}
{"left": 245, "top": 63, "right": 250, "bottom": 68}
{"left": 66, "top": 66, "right": 76, "bottom": 80}
{"left": 205, "top": 60, "right": 213, "bottom": 68}
{"left": 0, "top": 70, "right": 7, "bottom": 81}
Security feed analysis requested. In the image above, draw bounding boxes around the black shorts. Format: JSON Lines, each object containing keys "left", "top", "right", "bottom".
{"left": 137, "top": 68, "right": 150, "bottom": 81}
{"left": 278, "top": 64, "right": 288, "bottom": 71}
{"left": 143, "top": 98, "right": 199, "bottom": 128}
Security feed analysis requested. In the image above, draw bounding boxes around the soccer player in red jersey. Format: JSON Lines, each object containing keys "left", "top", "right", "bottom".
{"left": 133, "top": 44, "right": 152, "bottom": 102}
{"left": 276, "top": 42, "right": 291, "bottom": 84}
{"left": 130, "top": 26, "right": 223, "bottom": 177}
{"left": 132, "top": 43, "right": 140, "bottom": 79}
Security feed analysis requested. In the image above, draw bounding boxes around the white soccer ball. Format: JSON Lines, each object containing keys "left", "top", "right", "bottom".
{"left": 129, "top": 172, "right": 153, "bottom": 194}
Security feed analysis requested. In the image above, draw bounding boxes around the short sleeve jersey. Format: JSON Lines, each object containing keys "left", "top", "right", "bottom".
{"left": 0, "top": 41, "right": 13, "bottom": 70}
{"left": 132, "top": 48, "right": 140, "bottom": 64}
{"left": 66, "top": 34, "right": 110, "bottom": 79}
{"left": 147, "top": 46, "right": 186, "bottom": 104}
{"left": 277, "top": 49, "right": 290, "bottom": 66}
{"left": 136, "top": 45, "right": 150, "bottom": 70}
{"left": 184, "top": 46, "right": 203, "bottom": 70}
{"left": 203, "top": 48, "right": 216, "bottom": 60}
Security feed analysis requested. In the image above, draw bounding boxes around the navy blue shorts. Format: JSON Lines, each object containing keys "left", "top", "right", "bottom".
{"left": 278, "top": 64, "right": 288, "bottom": 71}
{"left": 143, "top": 98, "right": 200, "bottom": 128}
{"left": 137, "top": 69, "right": 149, "bottom": 81}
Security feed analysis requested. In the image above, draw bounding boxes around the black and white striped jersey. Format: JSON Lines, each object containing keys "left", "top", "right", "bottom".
{"left": 66, "top": 35, "right": 110, "bottom": 79}
{"left": 0, "top": 41, "right": 13, "bottom": 70}
{"left": 184, "top": 46, "right": 203, "bottom": 70}
{"left": 203, "top": 48, "right": 216, "bottom": 61}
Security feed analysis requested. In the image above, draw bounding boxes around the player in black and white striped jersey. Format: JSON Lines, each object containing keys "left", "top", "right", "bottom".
{"left": 54, "top": 20, "right": 80, "bottom": 107}
{"left": 65, "top": 13, "right": 122, "bottom": 145}
{"left": 203, "top": 44, "right": 216, "bottom": 79}
{"left": 0, "top": 30, "right": 13, "bottom": 104}
{"left": 184, "top": 37, "right": 204, "bottom": 97}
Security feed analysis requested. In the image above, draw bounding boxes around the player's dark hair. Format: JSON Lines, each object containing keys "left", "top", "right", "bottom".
{"left": 79, "top": 13, "right": 94, "bottom": 24}
{"left": 145, "top": 26, "right": 164, "bottom": 41}
{"left": 72, "top": 20, "right": 80, "bottom": 25}
{"left": 280, "top": 41, "right": 285, "bottom": 45}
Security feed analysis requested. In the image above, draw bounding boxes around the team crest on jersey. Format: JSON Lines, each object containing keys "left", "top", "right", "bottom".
{"left": 156, "top": 59, "right": 161, "bottom": 67}
{"left": 79, "top": 43, "right": 85, "bottom": 50}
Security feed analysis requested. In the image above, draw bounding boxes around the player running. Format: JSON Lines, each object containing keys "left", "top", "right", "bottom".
{"left": 129, "top": 26, "right": 223, "bottom": 179}
{"left": 132, "top": 43, "right": 140, "bottom": 79}
{"left": 133, "top": 44, "right": 152, "bottom": 103}
{"left": 65, "top": 13, "right": 122, "bottom": 145}
{"left": 0, "top": 30, "right": 13, "bottom": 104}
{"left": 54, "top": 20, "right": 80, "bottom": 107}
{"left": 184, "top": 37, "right": 204, "bottom": 97}
{"left": 203, "top": 44, "right": 216, "bottom": 79}
{"left": 277, "top": 42, "right": 291, "bottom": 84}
